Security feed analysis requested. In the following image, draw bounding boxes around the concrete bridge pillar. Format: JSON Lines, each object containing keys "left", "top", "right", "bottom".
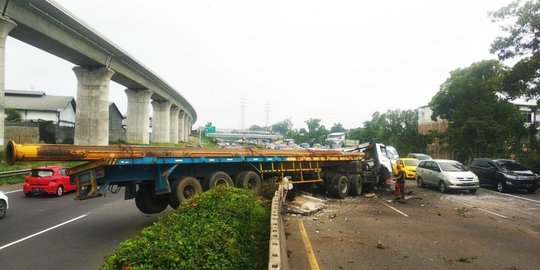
{"left": 169, "top": 106, "right": 180, "bottom": 143}
{"left": 0, "top": 16, "right": 17, "bottom": 146}
{"left": 151, "top": 100, "right": 171, "bottom": 143}
{"left": 73, "top": 66, "right": 115, "bottom": 145}
{"left": 184, "top": 115, "right": 191, "bottom": 141}
{"left": 125, "top": 89, "right": 152, "bottom": 144}
{"left": 178, "top": 111, "right": 186, "bottom": 142}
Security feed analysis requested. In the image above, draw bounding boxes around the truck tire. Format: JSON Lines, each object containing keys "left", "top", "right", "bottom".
{"left": 135, "top": 187, "right": 169, "bottom": 214}
{"left": 204, "top": 171, "right": 233, "bottom": 190}
{"left": 235, "top": 171, "right": 262, "bottom": 195}
{"left": 330, "top": 175, "right": 349, "bottom": 199}
{"left": 348, "top": 175, "right": 362, "bottom": 196}
{"left": 169, "top": 177, "right": 203, "bottom": 209}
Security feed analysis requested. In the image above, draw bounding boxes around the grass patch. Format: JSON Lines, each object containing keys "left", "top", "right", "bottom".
{"left": 101, "top": 186, "right": 270, "bottom": 270}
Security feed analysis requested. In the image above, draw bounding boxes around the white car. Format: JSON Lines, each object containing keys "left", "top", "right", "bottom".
{"left": 0, "top": 190, "right": 8, "bottom": 219}
{"left": 416, "top": 159, "right": 479, "bottom": 194}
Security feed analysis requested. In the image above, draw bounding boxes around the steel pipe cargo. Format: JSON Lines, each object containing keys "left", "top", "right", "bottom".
{"left": 5, "top": 141, "right": 363, "bottom": 165}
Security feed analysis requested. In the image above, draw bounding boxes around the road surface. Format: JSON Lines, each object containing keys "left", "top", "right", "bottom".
{"left": 0, "top": 183, "right": 168, "bottom": 270}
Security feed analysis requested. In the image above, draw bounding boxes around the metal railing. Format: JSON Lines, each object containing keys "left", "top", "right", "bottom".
{"left": 0, "top": 169, "right": 31, "bottom": 178}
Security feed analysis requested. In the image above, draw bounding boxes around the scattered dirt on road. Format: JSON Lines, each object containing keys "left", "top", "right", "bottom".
{"left": 285, "top": 181, "right": 540, "bottom": 270}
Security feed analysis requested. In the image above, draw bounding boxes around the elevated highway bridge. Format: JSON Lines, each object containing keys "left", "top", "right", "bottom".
{"left": 0, "top": 0, "right": 196, "bottom": 145}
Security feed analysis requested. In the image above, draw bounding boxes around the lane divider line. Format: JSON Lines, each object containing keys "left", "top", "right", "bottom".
{"left": 456, "top": 202, "right": 508, "bottom": 219}
{"left": 4, "top": 189, "right": 22, "bottom": 194}
{"left": 381, "top": 202, "right": 409, "bottom": 217}
{"left": 298, "top": 218, "right": 320, "bottom": 270}
{"left": 0, "top": 214, "right": 87, "bottom": 250}
{"left": 481, "top": 188, "right": 540, "bottom": 204}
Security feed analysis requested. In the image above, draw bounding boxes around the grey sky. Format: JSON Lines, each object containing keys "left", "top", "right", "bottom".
{"left": 5, "top": 0, "right": 514, "bottom": 130}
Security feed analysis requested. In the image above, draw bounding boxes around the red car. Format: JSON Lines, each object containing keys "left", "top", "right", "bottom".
{"left": 23, "top": 166, "right": 76, "bottom": 197}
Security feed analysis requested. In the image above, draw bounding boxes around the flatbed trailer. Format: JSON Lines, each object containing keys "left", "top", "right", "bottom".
{"left": 6, "top": 141, "right": 382, "bottom": 213}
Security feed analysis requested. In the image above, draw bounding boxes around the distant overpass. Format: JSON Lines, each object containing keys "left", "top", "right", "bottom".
{"left": 206, "top": 130, "right": 282, "bottom": 142}
{"left": 0, "top": 0, "right": 196, "bottom": 145}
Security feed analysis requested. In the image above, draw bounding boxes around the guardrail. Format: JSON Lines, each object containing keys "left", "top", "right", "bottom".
{"left": 268, "top": 178, "right": 292, "bottom": 270}
{"left": 0, "top": 169, "right": 31, "bottom": 178}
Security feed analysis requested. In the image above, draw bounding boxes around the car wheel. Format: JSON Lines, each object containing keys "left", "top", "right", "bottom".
{"left": 56, "top": 186, "right": 64, "bottom": 197}
{"left": 24, "top": 192, "right": 33, "bottom": 197}
{"left": 527, "top": 186, "right": 537, "bottom": 194}
{"left": 417, "top": 177, "right": 424, "bottom": 188}
{"left": 469, "top": 189, "right": 477, "bottom": 194}
{"left": 439, "top": 181, "right": 447, "bottom": 193}
{"left": 0, "top": 200, "right": 6, "bottom": 219}
{"left": 496, "top": 181, "right": 507, "bottom": 193}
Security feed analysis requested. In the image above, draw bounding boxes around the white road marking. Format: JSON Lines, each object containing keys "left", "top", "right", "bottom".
{"left": 456, "top": 202, "right": 508, "bottom": 219}
{"left": 381, "top": 202, "right": 409, "bottom": 217}
{"left": 481, "top": 188, "right": 540, "bottom": 204}
{"left": 4, "top": 189, "right": 22, "bottom": 194}
{"left": 0, "top": 214, "right": 87, "bottom": 250}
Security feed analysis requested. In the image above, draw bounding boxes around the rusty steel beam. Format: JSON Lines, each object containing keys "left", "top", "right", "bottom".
{"left": 5, "top": 141, "right": 363, "bottom": 165}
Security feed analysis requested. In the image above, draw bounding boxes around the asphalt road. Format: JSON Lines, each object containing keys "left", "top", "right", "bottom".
{"left": 285, "top": 181, "right": 540, "bottom": 270}
{"left": 0, "top": 183, "right": 168, "bottom": 270}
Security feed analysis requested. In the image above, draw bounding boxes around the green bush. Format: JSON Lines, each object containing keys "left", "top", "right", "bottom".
{"left": 101, "top": 186, "right": 270, "bottom": 270}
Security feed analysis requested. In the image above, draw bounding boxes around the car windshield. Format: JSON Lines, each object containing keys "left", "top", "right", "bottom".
{"left": 497, "top": 161, "right": 528, "bottom": 171}
{"left": 404, "top": 160, "right": 419, "bottom": 166}
{"left": 31, "top": 170, "right": 54, "bottom": 177}
{"left": 439, "top": 162, "right": 468, "bottom": 172}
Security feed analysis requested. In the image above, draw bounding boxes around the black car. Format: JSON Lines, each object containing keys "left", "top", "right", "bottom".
{"left": 469, "top": 158, "right": 539, "bottom": 193}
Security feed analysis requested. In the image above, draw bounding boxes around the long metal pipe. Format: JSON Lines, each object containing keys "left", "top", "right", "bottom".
{"left": 5, "top": 141, "right": 363, "bottom": 165}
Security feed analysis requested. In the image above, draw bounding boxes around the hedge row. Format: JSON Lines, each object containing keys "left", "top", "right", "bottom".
{"left": 101, "top": 186, "right": 270, "bottom": 270}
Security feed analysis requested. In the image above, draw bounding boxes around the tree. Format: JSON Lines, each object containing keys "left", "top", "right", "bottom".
{"left": 430, "top": 60, "right": 526, "bottom": 160}
{"left": 490, "top": 0, "right": 540, "bottom": 98}
{"left": 330, "top": 122, "right": 347, "bottom": 133}
{"left": 271, "top": 119, "right": 293, "bottom": 135}
{"left": 348, "top": 110, "right": 428, "bottom": 155}
{"left": 5, "top": 108, "right": 21, "bottom": 122}
{"left": 304, "top": 118, "right": 329, "bottom": 145}
{"left": 249, "top": 125, "right": 264, "bottom": 131}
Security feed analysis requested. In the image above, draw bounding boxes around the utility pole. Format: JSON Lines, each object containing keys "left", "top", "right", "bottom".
{"left": 265, "top": 101, "right": 270, "bottom": 129}
{"left": 240, "top": 95, "right": 246, "bottom": 130}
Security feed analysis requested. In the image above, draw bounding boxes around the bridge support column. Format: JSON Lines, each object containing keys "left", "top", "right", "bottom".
{"left": 73, "top": 66, "right": 115, "bottom": 145}
{"left": 151, "top": 100, "right": 171, "bottom": 143}
{"left": 184, "top": 115, "right": 191, "bottom": 141}
{"left": 0, "top": 16, "right": 16, "bottom": 146}
{"left": 125, "top": 89, "right": 152, "bottom": 144}
{"left": 169, "top": 106, "right": 180, "bottom": 143}
{"left": 178, "top": 111, "right": 186, "bottom": 142}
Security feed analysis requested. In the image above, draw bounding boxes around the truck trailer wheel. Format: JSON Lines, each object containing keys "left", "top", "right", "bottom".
{"left": 348, "top": 175, "right": 362, "bottom": 196}
{"left": 204, "top": 171, "right": 233, "bottom": 190}
{"left": 135, "top": 187, "right": 169, "bottom": 214}
{"left": 235, "top": 171, "right": 262, "bottom": 195}
{"left": 169, "top": 177, "right": 203, "bottom": 209}
{"left": 329, "top": 175, "right": 349, "bottom": 199}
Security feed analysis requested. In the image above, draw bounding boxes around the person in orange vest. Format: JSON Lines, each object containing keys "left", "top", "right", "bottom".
{"left": 394, "top": 164, "right": 406, "bottom": 201}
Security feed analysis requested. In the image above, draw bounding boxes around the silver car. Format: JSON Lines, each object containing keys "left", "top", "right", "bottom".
{"left": 416, "top": 159, "right": 479, "bottom": 194}
{"left": 0, "top": 190, "right": 8, "bottom": 219}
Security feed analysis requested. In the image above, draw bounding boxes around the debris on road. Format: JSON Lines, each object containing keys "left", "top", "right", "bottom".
{"left": 284, "top": 192, "right": 326, "bottom": 215}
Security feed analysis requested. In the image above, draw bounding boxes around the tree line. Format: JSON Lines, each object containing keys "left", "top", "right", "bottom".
{"left": 256, "top": 1, "right": 540, "bottom": 171}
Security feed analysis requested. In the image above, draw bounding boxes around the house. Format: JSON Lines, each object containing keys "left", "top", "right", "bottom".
{"left": 109, "top": 102, "right": 126, "bottom": 143}
{"left": 5, "top": 89, "right": 76, "bottom": 124}
{"left": 5, "top": 89, "right": 126, "bottom": 144}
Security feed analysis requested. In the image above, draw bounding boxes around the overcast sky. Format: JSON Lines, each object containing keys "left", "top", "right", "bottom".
{"left": 5, "top": 0, "right": 515, "bottom": 130}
